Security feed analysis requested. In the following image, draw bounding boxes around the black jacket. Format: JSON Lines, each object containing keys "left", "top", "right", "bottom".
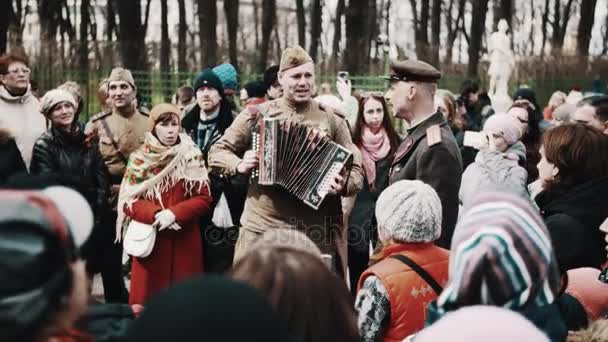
{"left": 30, "top": 124, "right": 110, "bottom": 219}
{"left": 182, "top": 102, "right": 247, "bottom": 226}
{"left": 0, "top": 128, "right": 27, "bottom": 183}
{"left": 536, "top": 177, "right": 608, "bottom": 272}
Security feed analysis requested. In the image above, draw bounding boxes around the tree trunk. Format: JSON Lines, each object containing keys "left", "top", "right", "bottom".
{"left": 178, "top": 0, "right": 187, "bottom": 71}
{"left": 0, "top": 1, "right": 16, "bottom": 55}
{"left": 79, "top": 0, "right": 89, "bottom": 80}
{"left": 430, "top": 0, "right": 441, "bottom": 67}
{"left": 576, "top": 0, "right": 597, "bottom": 57}
{"left": 258, "top": 0, "right": 276, "bottom": 73}
{"left": 467, "top": 0, "right": 489, "bottom": 77}
{"left": 309, "top": 0, "right": 323, "bottom": 61}
{"left": 160, "top": 0, "right": 170, "bottom": 73}
{"left": 198, "top": 0, "right": 217, "bottom": 69}
{"left": 296, "top": 0, "right": 306, "bottom": 48}
{"left": 410, "top": 0, "right": 431, "bottom": 61}
{"left": 444, "top": 0, "right": 466, "bottom": 65}
{"left": 39, "top": 0, "right": 64, "bottom": 69}
{"left": 116, "top": 0, "right": 148, "bottom": 70}
{"left": 492, "top": 0, "right": 513, "bottom": 30}
{"left": 540, "top": 0, "right": 550, "bottom": 56}
{"left": 551, "top": 0, "right": 575, "bottom": 52}
{"left": 345, "top": 0, "right": 371, "bottom": 74}
{"left": 224, "top": 0, "right": 239, "bottom": 68}
{"left": 332, "top": 0, "right": 346, "bottom": 63}
{"left": 253, "top": 0, "right": 260, "bottom": 51}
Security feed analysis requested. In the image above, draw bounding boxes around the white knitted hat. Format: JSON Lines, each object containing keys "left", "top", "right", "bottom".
{"left": 375, "top": 180, "right": 442, "bottom": 243}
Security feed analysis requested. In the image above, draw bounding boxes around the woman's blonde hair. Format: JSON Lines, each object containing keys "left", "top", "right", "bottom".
{"left": 567, "top": 319, "right": 608, "bottom": 342}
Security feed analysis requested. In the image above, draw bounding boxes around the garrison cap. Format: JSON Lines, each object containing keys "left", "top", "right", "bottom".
{"left": 382, "top": 59, "right": 441, "bottom": 83}
{"left": 279, "top": 45, "right": 314, "bottom": 72}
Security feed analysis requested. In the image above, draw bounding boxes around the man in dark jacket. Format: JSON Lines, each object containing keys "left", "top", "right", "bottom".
{"left": 182, "top": 69, "right": 247, "bottom": 273}
{"left": 384, "top": 60, "right": 463, "bottom": 249}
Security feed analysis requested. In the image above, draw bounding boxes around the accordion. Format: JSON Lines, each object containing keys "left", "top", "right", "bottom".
{"left": 251, "top": 118, "right": 353, "bottom": 210}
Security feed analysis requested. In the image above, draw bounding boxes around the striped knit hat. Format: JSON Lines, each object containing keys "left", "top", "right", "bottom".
{"left": 436, "top": 191, "right": 561, "bottom": 314}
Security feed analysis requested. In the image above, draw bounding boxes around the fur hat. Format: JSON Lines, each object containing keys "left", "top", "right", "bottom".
{"left": 108, "top": 67, "right": 136, "bottom": 89}
{"left": 375, "top": 180, "right": 442, "bottom": 243}
{"left": 192, "top": 69, "right": 224, "bottom": 96}
{"left": 279, "top": 45, "right": 313, "bottom": 72}
{"left": 483, "top": 113, "right": 522, "bottom": 145}
{"left": 148, "top": 103, "right": 181, "bottom": 132}
{"left": 212, "top": 63, "right": 238, "bottom": 91}
{"left": 39, "top": 89, "right": 77, "bottom": 117}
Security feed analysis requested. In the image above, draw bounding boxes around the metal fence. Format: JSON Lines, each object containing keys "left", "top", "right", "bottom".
{"left": 31, "top": 68, "right": 596, "bottom": 122}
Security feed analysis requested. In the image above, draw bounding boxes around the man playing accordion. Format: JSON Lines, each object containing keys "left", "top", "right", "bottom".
{"left": 209, "top": 46, "right": 363, "bottom": 276}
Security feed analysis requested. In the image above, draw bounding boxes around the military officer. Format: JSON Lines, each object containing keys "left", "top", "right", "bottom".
{"left": 208, "top": 46, "right": 363, "bottom": 276}
{"left": 384, "top": 60, "right": 462, "bottom": 249}
{"left": 85, "top": 67, "right": 148, "bottom": 302}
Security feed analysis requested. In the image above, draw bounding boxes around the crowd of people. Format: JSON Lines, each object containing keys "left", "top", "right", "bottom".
{"left": 0, "top": 44, "right": 608, "bottom": 342}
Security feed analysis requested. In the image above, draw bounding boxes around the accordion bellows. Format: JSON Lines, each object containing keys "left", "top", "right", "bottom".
{"left": 251, "top": 119, "right": 353, "bottom": 210}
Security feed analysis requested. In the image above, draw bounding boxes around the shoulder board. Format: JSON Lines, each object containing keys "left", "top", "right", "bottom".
{"left": 426, "top": 125, "right": 442, "bottom": 147}
{"left": 317, "top": 102, "right": 346, "bottom": 119}
{"left": 89, "top": 111, "right": 111, "bottom": 122}
{"left": 138, "top": 108, "right": 150, "bottom": 117}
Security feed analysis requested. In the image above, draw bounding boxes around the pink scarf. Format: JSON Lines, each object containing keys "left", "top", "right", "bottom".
{"left": 359, "top": 126, "right": 391, "bottom": 189}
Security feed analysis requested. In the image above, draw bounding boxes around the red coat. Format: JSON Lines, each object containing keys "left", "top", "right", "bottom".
{"left": 358, "top": 243, "right": 449, "bottom": 342}
{"left": 125, "top": 181, "right": 211, "bottom": 305}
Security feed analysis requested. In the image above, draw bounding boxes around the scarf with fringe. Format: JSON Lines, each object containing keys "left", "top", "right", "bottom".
{"left": 115, "top": 132, "right": 209, "bottom": 241}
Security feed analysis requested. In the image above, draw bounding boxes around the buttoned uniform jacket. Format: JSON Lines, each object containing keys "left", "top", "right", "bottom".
{"left": 389, "top": 112, "right": 463, "bottom": 249}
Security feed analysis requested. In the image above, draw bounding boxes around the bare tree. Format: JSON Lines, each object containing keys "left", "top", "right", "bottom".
{"left": 430, "top": 0, "right": 441, "bottom": 66}
{"left": 296, "top": 0, "right": 307, "bottom": 48}
{"left": 467, "top": 0, "right": 490, "bottom": 77}
{"left": 258, "top": 0, "right": 276, "bottom": 73}
{"left": 160, "top": 0, "right": 170, "bottom": 73}
{"left": 345, "top": 0, "right": 373, "bottom": 74}
{"left": 492, "top": 0, "right": 513, "bottom": 30}
{"left": 116, "top": 0, "right": 151, "bottom": 70}
{"left": 224, "top": 0, "right": 239, "bottom": 68}
{"left": 309, "top": 0, "right": 322, "bottom": 61}
{"left": 410, "top": 0, "right": 431, "bottom": 61}
{"left": 39, "top": 0, "right": 65, "bottom": 68}
{"left": 540, "top": 0, "right": 550, "bottom": 56}
{"left": 332, "top": 0, "right": 346, "bottom": 63}
{"left": 198, "top": 0, "right": 218, "bottom": 69}
{"left": 576, "top": 0, "right": 597, "bottom": 57}
{"left": 0, "top": 1, "right": 16, "bottom": 55}
{"left": 178, "top": 0, "right": 187, "bottom": 71}
{"left": 79, "top": 0, "right": 89, "bottom": 74}
{"left": 551, "top": 0, "right": 576, "bottom": 52}
{"left": 444, "top": 0, "right": 466, "bottom": 64}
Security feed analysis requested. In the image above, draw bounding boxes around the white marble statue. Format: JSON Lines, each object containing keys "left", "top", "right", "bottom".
{"left": 488, "top": 19, "right": 514, "bottom": 112}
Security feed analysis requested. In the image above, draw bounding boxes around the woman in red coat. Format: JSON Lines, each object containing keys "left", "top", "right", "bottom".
{"left": 116, "top": 103, "right": 211, "bottom": 305}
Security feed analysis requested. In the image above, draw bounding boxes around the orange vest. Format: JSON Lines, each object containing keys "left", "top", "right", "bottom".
{"left": 358, "top": 243, "right": 449, "bottom": 342}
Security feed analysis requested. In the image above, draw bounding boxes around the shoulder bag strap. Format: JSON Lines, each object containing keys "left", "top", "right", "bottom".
{"left": 390, "top": 254, "right": 443, "bottom": 295}
{"left": 99, "top": 118, "right": 128, "bottom": 164}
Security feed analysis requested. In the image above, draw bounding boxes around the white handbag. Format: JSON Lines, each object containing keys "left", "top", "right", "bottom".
{"left": 123, "top": 220, "right": 157, "bottom": 258}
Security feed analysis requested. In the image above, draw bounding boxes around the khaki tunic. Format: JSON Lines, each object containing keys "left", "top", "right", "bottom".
{"left": 208, "top": 97, "right": 363, "bottom": 274}
{"left": 85, "top": 110, "right": 149, "bottom": 209}
{"left": 85, "top": 110, "right": 149, "bottom": 179}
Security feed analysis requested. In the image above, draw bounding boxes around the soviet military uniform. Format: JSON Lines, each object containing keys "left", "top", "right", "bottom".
{"left": 208, "top": 97, "right": 363, "bottom": 276}
{"left": 84, "top": 108, "right": 148, "bottom": 302}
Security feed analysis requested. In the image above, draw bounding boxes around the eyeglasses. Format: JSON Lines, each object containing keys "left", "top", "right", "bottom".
{"left": 360, "top": 91, "right": 385, "bottom": 99}
{"left": 4, "top": 67, "right": 31, "bottom": 76}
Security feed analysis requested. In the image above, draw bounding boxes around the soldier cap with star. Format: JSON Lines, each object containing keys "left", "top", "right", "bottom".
{"left": 108, "top": 67, "right": 137, "bottom": 90}
{"left": 382, "top": 59, "right": 441, "bottom": 83}
{"left": 279, "top": 45, "right": 314, "bottom": 72}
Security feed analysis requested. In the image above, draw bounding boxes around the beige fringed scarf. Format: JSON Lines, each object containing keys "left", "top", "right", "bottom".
{"left": 115, "top": 132, "right": 209, "bottom": 242}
